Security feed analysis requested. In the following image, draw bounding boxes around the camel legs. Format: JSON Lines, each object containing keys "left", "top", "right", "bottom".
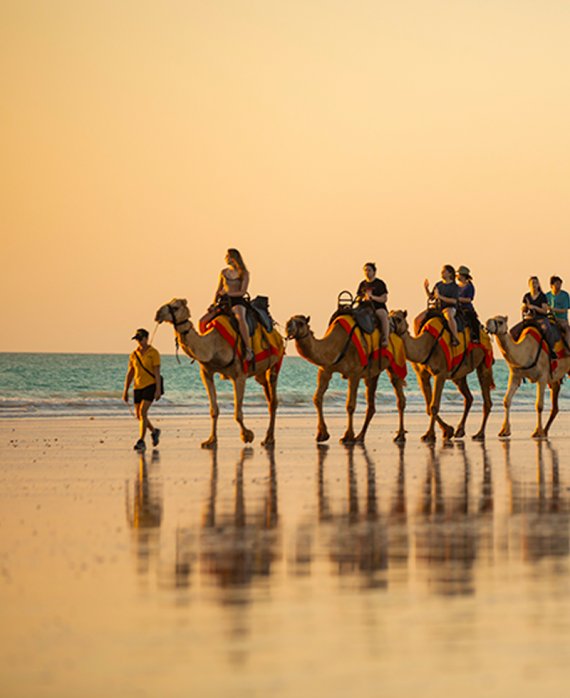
{"left": 314, "top": 369, "right": 332, "bottom": 442}
{"left": 499, "top": 371, "right": 522, "bottom": 438}
{"left": 472, "top": 363, "right": 493, "bottom": 441}
{"left": 452, "top": 376, "right": 473, "bottom": 439}
{"left": 389, "top": 372, "right": 407, "bottom": 443}
{"left": 544, "top": 381, "right": 561, "bottom": 436}
{"left": 256, "top": 366, "right": 279, "bottom": 447}
{"left": 232, "top": 376, "right": 254, "bottom": 444}
{"left": 531, "top": 379, "right": 548, "bottom": 439}
{"left": 340, "top": 375, "right": 360, "bottom": 444}
{"left": 355, "top": 374, "right": 378, "bottom": 443}
{"left": 415, "top": 368, "right": 453, "bottom": 443}
{"left": 423, "top": 373, "right": 453, "bottom": 443}
{"left": 200, "top": 368, "right": 219, "bottom": 448}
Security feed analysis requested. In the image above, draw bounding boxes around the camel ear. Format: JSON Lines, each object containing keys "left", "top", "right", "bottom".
{"left": 306, "top": 316, "right": 311, "bottom": 323}
{"left": 403, "top": 310, "right": 408, "bottom": 318}
{"left": 505, "top": 315, "right": 508, "bottom": 323}
{"left": 182, "top": 298, "right": 188, "bottom": 305}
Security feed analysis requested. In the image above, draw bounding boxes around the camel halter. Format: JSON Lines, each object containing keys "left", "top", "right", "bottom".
{"left": 167, "top": 304, "right": 192, "bottom": 364}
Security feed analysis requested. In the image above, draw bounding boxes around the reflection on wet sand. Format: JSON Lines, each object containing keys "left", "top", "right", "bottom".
{"left": 125, "top": 452, "right": 163, "bottom": 578}
{"left": 504, "top": 440, "right": 569, "bottom": 563}
{"left": 414, "top": 442, "right": 494, "bottom": 596}
{"left": 199, "top": 447, "right": 280, "bottom": 594}
{"left": 124, "top": 439, "right": 570, "bottom": 603}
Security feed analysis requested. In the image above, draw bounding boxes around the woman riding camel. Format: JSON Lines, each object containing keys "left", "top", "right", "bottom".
{"left": 521, "top": 276, "right": 549, "bottom": 320}
{"left": 215, "top": 248, "right": 254, "bottom": 361}
{"left": 356, "top": 262, "right": 389, "bottom": 347}
{"left": 456, "top": 265, "right": 480, "bottom": 342}
{"left": 416, "top": 265, "right": 460, "bottom": 346}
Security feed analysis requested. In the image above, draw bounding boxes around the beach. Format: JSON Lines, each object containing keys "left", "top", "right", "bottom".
{"left": 2, "top": 412, "right": 570, "bottom": 697}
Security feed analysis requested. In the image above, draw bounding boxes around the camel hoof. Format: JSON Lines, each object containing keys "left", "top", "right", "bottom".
{"left": 241, "top": 430, "right": 255, "bottom": 444}
{"left": 531, "top": 430, "right": 547, "bottom": 440}
{"left": 340, "top": 434, "right": 355, "bottom": 444}
{"left": 201, "top": 439, "right": 217, "bottom": 449}
{"left": 498, "top": 428, "right": 511, "bottom": 438}
{"left": 471, "top": 432, "right": 485, "bottom": 442}
{"left": 454, "top": 427, "right": 465, "bottom": 439}
{"left": 354, "top": 433, "right": 365, "bottom": 443}
{"left": 393, "top": 432, "right": 406, "bottom": 443}
{"left": 421, "top": 432, "right": 436, "bottom": 443}
{"left": 261, "top": 436, "right": 275, "bottom": 448}
{"left": 316, "top": 431, "right": 330, "bottom": 443}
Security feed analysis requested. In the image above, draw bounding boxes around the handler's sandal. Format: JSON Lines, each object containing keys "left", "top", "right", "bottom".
{"left": 151, "top": 428, "right": 161, "bottom": 447}
{"left": 133, "top": 439, "right": 146, "bottom": 452}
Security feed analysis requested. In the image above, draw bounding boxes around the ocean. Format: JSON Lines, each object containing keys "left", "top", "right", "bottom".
{"left": 0, "top": 352, "right": 564, "bottom": 419}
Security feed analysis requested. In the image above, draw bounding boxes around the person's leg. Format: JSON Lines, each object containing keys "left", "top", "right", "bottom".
{"left": 139, "top": 400, "right": 153, "bottom": 441}
{"left": 444, "top": 308, "right": 460, "bottom": 344}
{"left": 376, "top": 308, "right": 389, "bottom": 347}
{"left": 414, "top": 309, "right": 427, "bottom": 335}
{"left": 233, "top": 306, "right": 253, "bottom": 357}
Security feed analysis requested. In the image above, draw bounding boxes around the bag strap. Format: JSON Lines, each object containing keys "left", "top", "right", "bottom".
{"left": 134, "top": 350, "right": 157, "bottom": 379}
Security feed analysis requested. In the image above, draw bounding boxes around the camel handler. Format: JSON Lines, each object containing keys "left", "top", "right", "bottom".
{"left": 356, "top": 262, "right": 390, "bottom": 347}
{"left": 123, "top": 328, "right": 161, "bottom": 452}
{"left": 546, "top": 275, "right": 570, "bottom": 348}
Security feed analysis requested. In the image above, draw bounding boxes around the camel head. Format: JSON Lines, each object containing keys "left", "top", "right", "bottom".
{"left": 286, "top": 315, "right": 312, "bottom": 340}
{"left": 389, "top": 310, "right": 409, "bottom": 337}
{"left": 486, "top": 315, "right": 508, "bottom": 336}
{"left": 155, "top": 298, "right": 191, "bottom": 327}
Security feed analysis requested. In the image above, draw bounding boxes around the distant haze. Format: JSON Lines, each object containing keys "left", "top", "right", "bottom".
{"left": 1, "top": 1, "right": 568, "bottom": 354}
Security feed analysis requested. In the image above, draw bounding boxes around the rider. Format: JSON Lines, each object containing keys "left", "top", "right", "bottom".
{"left": 546, "top": 275, "right": 570, "bottom": 347}
{"left": 521, "top": 276, "right": 549, "bottom": 320}
{"left": 356, "top": 262, "right": 389, "bottom": 347}
{"left": 456, "top": 265, "right": 480, "bottom": 343}
{"left": 416, "top": 265, "right": 460, "bottom": 346}
{"left": 214, "top": 248, "right": 254, "bottom": 361}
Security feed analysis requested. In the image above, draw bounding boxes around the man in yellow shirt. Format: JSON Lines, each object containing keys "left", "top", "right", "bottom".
{"left": 123, "top": 328, "right": 162, "bottom": 451}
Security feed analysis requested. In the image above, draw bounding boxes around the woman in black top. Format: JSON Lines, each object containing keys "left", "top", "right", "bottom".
{"left": 521, "top": 276, "right": 549, "bottom": 319}
{"left": 356, "top": 262, "right": 389, "bottom": 347}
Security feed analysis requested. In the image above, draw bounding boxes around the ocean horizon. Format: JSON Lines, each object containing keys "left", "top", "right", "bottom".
{"left": 1, "top": 351, "right": 565, "bottom": 420}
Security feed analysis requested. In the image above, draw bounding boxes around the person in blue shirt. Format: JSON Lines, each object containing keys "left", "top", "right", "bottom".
{"left": 546, "top": 275, "right": 570, "bottom": 346}
{"left": 415, "top": 264, "right": 460, "bottom": 345}
{"left": 456, "top": 265, "right": 480, "bottom": 342}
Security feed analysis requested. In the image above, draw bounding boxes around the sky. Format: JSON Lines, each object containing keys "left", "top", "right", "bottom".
{"left": 1, "top": 0, "right": 569, "bottom": 354}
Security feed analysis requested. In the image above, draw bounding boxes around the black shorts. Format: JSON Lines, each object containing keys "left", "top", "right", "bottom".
{"left": 229, "top": 296, "right": 248, "bottom": 308}
{"left": 134, "top": 384, "right": 156, "bottom": 404}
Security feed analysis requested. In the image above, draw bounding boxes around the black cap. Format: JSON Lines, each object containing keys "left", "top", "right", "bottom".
{"left": 131, "top": 328, "right": 149, "bottom": 340}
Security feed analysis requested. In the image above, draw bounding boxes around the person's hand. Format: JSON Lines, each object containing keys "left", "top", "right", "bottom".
{"left": 424, "top": 279, "right": 430, "bottom": 292}
{"left": 154, "top": 389, "right": 161, "bottom": 402}
{"left": 122, "top": 391, "right": 129, "bottom": 403}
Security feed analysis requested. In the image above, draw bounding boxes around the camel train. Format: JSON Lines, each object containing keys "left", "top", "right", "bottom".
{"left": 153, "top": 255, "right": 570, "bottom": 446}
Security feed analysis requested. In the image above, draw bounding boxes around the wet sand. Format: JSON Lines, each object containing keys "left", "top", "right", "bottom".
{"left": 1, "top": 412, "right": 570, "bottom": 697}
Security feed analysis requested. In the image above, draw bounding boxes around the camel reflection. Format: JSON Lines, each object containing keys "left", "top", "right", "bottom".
{"left": 504, "top": 441, "right": 569, "bottom": 563}
{"left": 318, "top": 445, "right": 409, "bottom": 589}
{"left": 199, "top": 447, "right": 280, "bottom": 593}
{"left": 125, "top": 452, "right": 163, "bottom": 577}
{"left": 415, "top": 442, "right": 494, "bottom": 596}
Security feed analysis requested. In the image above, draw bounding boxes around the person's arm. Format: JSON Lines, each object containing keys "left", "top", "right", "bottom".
{"left": 214, "top": 273, "right": 225, "bottom": 303}
{"left": 436, "top": 288, "right": 457, "bottom": 306}
{"left": 123, "top": 364, "right": 134, "bottom": 402}
{"left": 424, "top": 278, "right": 432, "bottom": 298}
{"left": 153, "top": 355, "right": 161, "bottom": 401}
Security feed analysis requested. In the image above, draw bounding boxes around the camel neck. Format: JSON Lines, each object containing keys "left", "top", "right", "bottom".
{"left": 176, "top": 323, "right": 216, "bottom": 363}
{"left": 295, "top": 325, "right": 348, "bottom": 366}
{"left": 400, "top": 329, "right": 436, "bottom": 364}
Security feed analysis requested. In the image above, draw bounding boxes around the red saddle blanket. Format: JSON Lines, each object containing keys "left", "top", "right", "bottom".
{"left": 421, "top": 317, "right": 494, "bottom": 372}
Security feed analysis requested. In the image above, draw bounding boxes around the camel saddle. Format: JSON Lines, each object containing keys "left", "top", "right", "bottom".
{"left": 329, "top": 304, "right": 378, "bottom": 335}
{"left": 510, "top": 318, "right": 562, "bottom": 359}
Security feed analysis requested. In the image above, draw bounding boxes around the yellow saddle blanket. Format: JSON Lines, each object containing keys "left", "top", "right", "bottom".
{"left": 202, "top": 314, "right": 284, "bottom": 372}
{"left": 331, "top": 315, "right": 407, "bottom": 379}
{"left": 422, "top": 317, "right": 493, "bottom": 372}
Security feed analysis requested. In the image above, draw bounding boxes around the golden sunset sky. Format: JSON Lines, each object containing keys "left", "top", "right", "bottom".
{"left": 1, "top": 1, "right": 568, "bottom": 353}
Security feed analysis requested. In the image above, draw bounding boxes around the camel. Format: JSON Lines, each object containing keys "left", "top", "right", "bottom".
{"left": 155, "top": 298, "right": 284, "bottom": 448}
{"left": 389, "top": 310, "right": 494, "bottom": 443}
{"left": 486, "top": 315, "right": 570, "bottom": 438}
{"left": 285, "top": 315, "right": 406, "bottom": 443}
